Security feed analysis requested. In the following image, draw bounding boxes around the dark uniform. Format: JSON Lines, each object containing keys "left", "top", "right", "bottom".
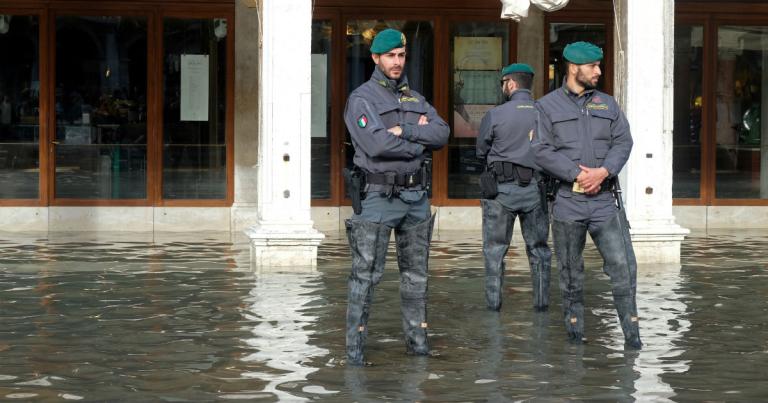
{"left": 476, "top": 63, "right": 552, "bottom": 312}
{"left": 532, "top": 41, "right": 642, "bottom": 349}
{"left": 342, "top": 29, "right": 450, "bottom": 365}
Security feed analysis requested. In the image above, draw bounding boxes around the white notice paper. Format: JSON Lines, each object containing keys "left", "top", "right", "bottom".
{"left": 181, "top": 54, "right": 209, "bottom": 121}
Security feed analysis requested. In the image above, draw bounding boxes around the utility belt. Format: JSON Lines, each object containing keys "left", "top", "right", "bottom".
{"left": 344, "top": 161, "right": 432, "bottom": 214}
{"left": 479, "top": 161, "right": 534, "bottom": 200}
{"left": 560, "top": 177, "right": 616, "bottom": 194}
{"left": 365, "top": 170, "right": 424, "bottom": 188}
{"left": 489, "top": 161, "right": 534, "bottom": 186}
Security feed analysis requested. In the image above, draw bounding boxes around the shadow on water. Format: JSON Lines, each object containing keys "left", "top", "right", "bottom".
{"left": 0, "top": 230, "right": 766, "bottom": 401}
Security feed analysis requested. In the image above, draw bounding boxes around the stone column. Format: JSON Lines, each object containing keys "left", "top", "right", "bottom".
{"left": 619, "top": 0, "right": 689, "bottom": 263}
{"left": 231, "top": 0, "right": 260, "bottom": 231}
{"left": 245, "top": 0, "right": 324, "bottom": 267}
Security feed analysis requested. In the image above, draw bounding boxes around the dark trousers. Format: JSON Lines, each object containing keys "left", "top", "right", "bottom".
{"left": 551, "top": 197, "right": 641, "bottom": 348}
{"left": 345, "top": 192, "right": 435, "bottom": 365}
{"left": 481, "top": 198, "right": 552, "bottom": 311}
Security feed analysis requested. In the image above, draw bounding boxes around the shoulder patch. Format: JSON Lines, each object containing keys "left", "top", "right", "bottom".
{"left": 357, "top": 115, "right": 368, "bottom": 128}
{"left": 400, "top": 96, "right": 420, "bottom": 103}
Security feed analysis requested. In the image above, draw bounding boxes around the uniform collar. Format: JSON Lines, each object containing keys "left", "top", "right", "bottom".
{"left": 508, "top": 89, "right": 532, "bottom": 102}
{"left": 372, "top": 66, "right": 410, "bottom": 94}
{"left": 562, "top": 83, "right": 595, "bottom": 99}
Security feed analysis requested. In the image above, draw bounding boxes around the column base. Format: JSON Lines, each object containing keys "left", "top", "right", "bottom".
{"left": 629, "top": 219, "right": 690, "bottom": 264}
{"left": 246, "top": 221, "right": 325, "bottom": 269}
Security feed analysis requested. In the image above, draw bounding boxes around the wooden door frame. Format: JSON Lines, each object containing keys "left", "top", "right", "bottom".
{"left": 311, "top": 5, "right": 516, "bottom": 207}
{"left": 0, "top": 8, "right": 46, "bottom": 207}
{"left": 673, "top": 14, "right": 711, "bottom": 206}
{"left": 437, "top": 13, "right": 517, "bottom": 207}
{"left": 675, "top": 3, "right": 768, "bottom": 206}
{"left": 311, "top": 2, "right": 620, "bottom": 208}
{"left": 154, "top": 7, "right": 235, "bottom": 207}
{"left": 0, "top": 1, "right": 234, "bottom": 207}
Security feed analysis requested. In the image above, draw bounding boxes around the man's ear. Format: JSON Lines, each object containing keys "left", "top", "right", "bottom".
{"left": 371, "top": 53, "right": 379, "bottom": 65}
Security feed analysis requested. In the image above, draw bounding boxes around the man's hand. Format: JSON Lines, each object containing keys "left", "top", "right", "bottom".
{"left": 576, "top": 165, "right": 609, "bottom": 195}
{"left": 387, "top": 125, "right": 403, "bottom": 136}
{"left": 418, "top": 115, "right": 428, "bottom": 126}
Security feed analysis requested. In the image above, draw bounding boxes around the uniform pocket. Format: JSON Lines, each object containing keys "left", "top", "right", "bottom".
{"left": 589, "top": 109, "right": 616, "bottom": 141}
{"left": 550, "top": 112, "right": 580, "bottom": 144}
{"left": 374, "top": 101, "right": 400, "bottom": 128}
{"left": 401, "top": 101, "right": 427, "bottom": 125}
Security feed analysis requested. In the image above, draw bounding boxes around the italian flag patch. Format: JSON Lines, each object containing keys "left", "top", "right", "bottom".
{"left": 357, "top": 115, "right": 368, "bottom": 128}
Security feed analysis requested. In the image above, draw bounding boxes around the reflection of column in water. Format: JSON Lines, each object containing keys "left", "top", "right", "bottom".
{"left": 240, "top": 271, "right": 332, "bottom": 401}
{"left": 602, "top": 264, "right": 690, "bottom": 401}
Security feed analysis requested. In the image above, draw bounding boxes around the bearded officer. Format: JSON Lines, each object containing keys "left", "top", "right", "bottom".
{"left": 342, "top": 28, "right": 450, "bottom": 366}
{"left": 476, "top": 63, "right": 552, "bottom": 312}
{"left": 532, "top": 41, "right": 642, "bottom": 349}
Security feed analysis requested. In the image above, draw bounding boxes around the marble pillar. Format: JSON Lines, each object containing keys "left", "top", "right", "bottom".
{"left": 245, "top": 0, "right": 324, "bottom": 267}
{"left": 620, "top": 0, "right": 689, "bottom": 263}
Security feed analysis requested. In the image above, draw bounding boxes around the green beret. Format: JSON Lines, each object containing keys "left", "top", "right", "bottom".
{"left": 370, "top": 28, "right": 407, "bottom": 54}
{"left": 501, "top": 63, "right": 534, "bottom": 77}
{"left": 563, "top": 41, "right": 604, "bottom": 64}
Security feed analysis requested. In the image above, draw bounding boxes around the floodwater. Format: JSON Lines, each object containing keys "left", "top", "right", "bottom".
{"left": 0, "top": 230, "right": 766, "bottom": 402}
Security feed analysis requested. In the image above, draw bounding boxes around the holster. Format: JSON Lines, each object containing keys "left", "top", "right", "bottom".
{"left": 479, "top": 169, "right": 498, "bottom": 199}
{"left": 538, "top": 175, "right": 559, "bottom": 215}
{"left": 343, "top": 167, "right": 366, "bottom": 215}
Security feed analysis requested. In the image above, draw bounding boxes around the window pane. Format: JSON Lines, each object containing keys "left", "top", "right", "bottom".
{"left": 716, "top": 26, "right": 768, "bottom": 199}
{"left": 0, "top": 15, "right": 39, "bottom": 199}
{"left": 54, "top": 16, "right": 148, "bottom": 199}
{"left": 547, "top": 23, "right": 607, "bottom": 93}
{"left": 311, "top": 20, "right": 331, "bottom": 199}
{"left": 163, "top": 18, "right": 228, "bottom": 199}
{"left": 344, "top": 20, "right": 434, "bottom": 175}
{"left": 448, "top": 22, "right": 509, "bottom": 199}
{"left": 673, "top": 25, "right": 703, "bottom": 199}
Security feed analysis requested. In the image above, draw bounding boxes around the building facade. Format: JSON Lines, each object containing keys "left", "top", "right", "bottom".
{"left": 0, "top": 0, "right": 767, "bottom": 259}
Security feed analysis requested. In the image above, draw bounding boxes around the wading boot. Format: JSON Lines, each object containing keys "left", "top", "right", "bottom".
{"left": 552, "top": 219, "right": 588, "bottom": 343}
{"left": 591, "top": 213, "right": 642, "bottom": 350}
{"left": 395, "top": 214, "right": 435, "bottom": 356}
{"left": 481, "top": 199, "right": 515, "bottom": 311}
{"left": 345, "top": 219, "right": 392, "bottom": 365}
{"left": 520, "top": 205, "right": 553, "bottom": 312}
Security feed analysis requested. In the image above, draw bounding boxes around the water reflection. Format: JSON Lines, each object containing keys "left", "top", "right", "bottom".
{"left": 0, "top": 231, "right": 766, "bottom": 401}
{"left": 240, "top": 270, "right": 334, "bottom": 401}
{"left": 631, "top": 264, "right": 691, "bottom": 401}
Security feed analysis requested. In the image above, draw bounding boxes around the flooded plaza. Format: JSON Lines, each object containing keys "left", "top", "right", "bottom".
{"left": 0, "top": 229, "right": 767, "bottom": 401}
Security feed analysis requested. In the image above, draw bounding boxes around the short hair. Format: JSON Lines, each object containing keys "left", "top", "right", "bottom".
{"left": 505, "top": 72, "right": 533, "bottom": 90}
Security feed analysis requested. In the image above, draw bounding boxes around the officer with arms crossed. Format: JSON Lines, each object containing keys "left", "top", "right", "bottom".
{"left": 532, "top": 41, "right": 642, "bottom": 349}
{"left": 343, "top": 28, "right": 450, "bottom": 366}
{"left": 476, "top": 63, "right": 553, "bottom": 312}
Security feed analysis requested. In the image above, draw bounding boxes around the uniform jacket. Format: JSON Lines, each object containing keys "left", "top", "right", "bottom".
{"left": 532, "top": 85, "right": 632, "bottom": 185}
{"left": 476, "top": 89, "right": 539, "bottom": 170}
{"left": 344, "top": 67, "right": 449, "bottom": 175}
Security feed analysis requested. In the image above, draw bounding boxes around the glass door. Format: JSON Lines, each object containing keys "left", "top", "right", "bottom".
{"left": 447, "top": 21, "right": 511, "bottom": 200}
{"left": 53, "top": 14, "right": 149, "bottom": 200}
{"left": 161, "top": 17, "right": 230, "bottom": 201}
{"left": 0, "top": 14, "right": 40, "bottom": 201}
{"left": 715, "top": 25, "right": 768, "bottom": 200}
